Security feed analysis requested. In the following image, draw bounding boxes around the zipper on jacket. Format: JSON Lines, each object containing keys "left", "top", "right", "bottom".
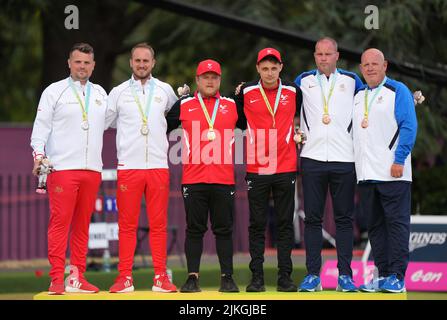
{"left": 145, "top": 133, "right": 149, "bottom": 167}
{"left": 82, "top": 84, "right": 89, "bottom": 169}
{"left": 361, "top": 132, "right": 367, "bottom": 180}
{"left": 85, "top": 128, "right": 89, "bottom": 169}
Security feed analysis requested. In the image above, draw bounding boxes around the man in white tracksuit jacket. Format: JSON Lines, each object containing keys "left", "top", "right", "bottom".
{"left": 355, "top": 48, "right": 418, "bottom": 293}
{"left": 31, "top": 43, "right": 107, "bottom": 295}
{"left": 106, "top": 43, "right": 178, "bottom": 293}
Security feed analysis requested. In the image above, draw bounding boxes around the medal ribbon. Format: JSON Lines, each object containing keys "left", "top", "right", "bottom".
{"left": 258, "top": 79, "right": 283, "bottom": 128}
{"left": 197, "top": 92, "right": 220, "bottom": 130}
{"left": 130, "top": 78, "right": 155, "bottom": 125}
{"left": 364, "top": 77, "right": 387, "bottom": 119}
{"left": 317, "top": 70, "right": 337, "bottom": 116}
{"left": 69, "top": 77, "right": 91, "bottom": 122}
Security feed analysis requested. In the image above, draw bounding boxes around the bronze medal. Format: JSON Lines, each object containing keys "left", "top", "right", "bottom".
{"left": 361, "top": 118, "right": 369, "bottom": 129}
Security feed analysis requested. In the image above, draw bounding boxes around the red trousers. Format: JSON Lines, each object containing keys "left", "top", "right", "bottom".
{"left": 117, "top": 169, "right": 169, "bottom": 276}
{"left": 47, "top": 170, "right": 101, "bottom": 282}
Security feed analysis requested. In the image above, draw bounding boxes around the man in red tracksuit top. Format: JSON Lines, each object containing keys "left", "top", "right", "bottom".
{"left": 234, "top": 48, "right": 303, "bottom": 292}
{"left": 166, "top": 59, "right": 245, "bottom": 292}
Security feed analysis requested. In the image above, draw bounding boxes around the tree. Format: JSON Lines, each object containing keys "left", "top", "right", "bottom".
{"left": 39, "top": 0, "right": 152, "bottom": 92}
{"left": 0, "top": 0, "right": 42, "bottom": 122}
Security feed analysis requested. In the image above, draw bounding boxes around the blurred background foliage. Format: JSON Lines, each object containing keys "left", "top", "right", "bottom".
{"left": 1, "top": 0, "right": 446, "bottom": 213}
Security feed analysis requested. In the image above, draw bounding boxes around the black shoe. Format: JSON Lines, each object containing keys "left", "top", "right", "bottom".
{"left": 180, "top": 274, "right": 201, "bottom": 293}
{"left": 219, "top": 274, "right": 239, "bottom": 293}
{"left": 246, "top": 274, "right": 265, "bottom": 292}
{"left": 277, "top": 273, "right": 297, "bottom": 292}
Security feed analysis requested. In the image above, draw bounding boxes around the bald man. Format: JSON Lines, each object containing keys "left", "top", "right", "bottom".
{"left": 354, "top": 48, "right": 417, "bottom": 293}
{"left": 295, "top": 37, "right": 363, "bottom": 292}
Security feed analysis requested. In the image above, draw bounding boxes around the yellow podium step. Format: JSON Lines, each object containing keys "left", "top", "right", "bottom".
{"left": 34, "top": 290, "right": 407, "bottom": 300}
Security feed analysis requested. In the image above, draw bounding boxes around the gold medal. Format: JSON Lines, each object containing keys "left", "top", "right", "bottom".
{"left": 140, "top": 124, "right": 149, "bottom": 135}
{"left": 322, "top": 114, "right": 331, "bottom": 125}
{"left": 361, "top": 118, "right": 369, "bottom": 129}
{"left": 198, "top": 93, "right": 219, "bottom": 142}
{"left": 207, "top": 129, "right": 216, "bottom": 141}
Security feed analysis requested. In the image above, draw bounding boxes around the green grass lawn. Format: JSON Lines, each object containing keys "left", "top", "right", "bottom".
{"left": 0, "top": 265, "right": 446, "bottom": 300}
{"left": 0, "top": 264, "right": 269, "bottom": 294}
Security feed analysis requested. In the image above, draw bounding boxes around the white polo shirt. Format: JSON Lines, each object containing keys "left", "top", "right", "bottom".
{"left": 295, "top": 68, "right": 363, "bottom": 162}
{"left": 106, "top": 75, "right": 178, "bottom": 169}
{"left": 30, "top": 77, "right": 107, "bottom": 172}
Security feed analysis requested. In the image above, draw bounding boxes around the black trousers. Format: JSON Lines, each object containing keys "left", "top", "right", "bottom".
{"left": 301, "top": 157, "right": 356, "bottom": 276}
{"left": 182, "top": 183, "right": 235, "bottom": 275}
{"left": 358, "top": 181, "right": 411, "bottom": 280}
{"left": 246, "top": 172, "right": 296, "bottom": 276}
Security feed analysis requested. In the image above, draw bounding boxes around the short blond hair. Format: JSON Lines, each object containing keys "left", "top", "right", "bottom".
{"left": 131, "top": 42, "right": 155, "bottom": 59}
{"left": 315, "top": 37, "right": 338, "bottom": 52}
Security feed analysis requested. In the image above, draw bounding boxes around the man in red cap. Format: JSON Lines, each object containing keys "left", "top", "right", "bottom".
{"left": 234, "top": 48, "right": 303, "bottom": 292}
{"left": 166, "top": 59, "right": 245, "bottom": 293}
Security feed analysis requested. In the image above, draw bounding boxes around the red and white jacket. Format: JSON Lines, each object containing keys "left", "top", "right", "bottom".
{"left": 167, "top": 91, "right": 239, "bottom": 185}
{"left": 235, "top": 79, "right": 302, "bottom": 175}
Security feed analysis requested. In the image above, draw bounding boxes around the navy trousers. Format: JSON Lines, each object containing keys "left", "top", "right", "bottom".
{"left": 301, "top": 157, "right": 356, "bottom": 276}
{"left": 358, "top": 181, "right": 411, "bottom": 280}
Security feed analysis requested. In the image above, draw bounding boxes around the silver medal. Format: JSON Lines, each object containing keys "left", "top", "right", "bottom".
{"left": 81, "top": 120, "right": 89, "bottom": 130}
{"left": 141, "top": 124, "right": 149, "bottom": 135}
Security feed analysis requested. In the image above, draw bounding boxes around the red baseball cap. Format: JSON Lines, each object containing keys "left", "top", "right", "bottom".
{"left": 196, "top": 59, "right": 221, "bottom": 76}
{"left": 257, "top": 47, "right": 282, "bottom": 63}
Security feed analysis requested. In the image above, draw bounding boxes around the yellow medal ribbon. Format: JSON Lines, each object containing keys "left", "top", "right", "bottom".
{"left": 130, "top": 78, "right": 155, "bottom": 128}
{"left": 258, "top": 79, "right": 283, "bottom": 128}
{"left": 197, "top": 92, "right": 220, "bottom": 133}
{"left": 364, "top": 77, "right": 387, "bottom": 121}
{"left": 69, "top": 77, "right": 91, "bottom": 123}
{"left": 317, "top": 71, "right": 337, "bottom": 117}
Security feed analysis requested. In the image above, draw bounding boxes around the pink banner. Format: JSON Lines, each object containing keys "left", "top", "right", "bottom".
{"left": 321, "top": 260, "right": 447, "bottom": 291}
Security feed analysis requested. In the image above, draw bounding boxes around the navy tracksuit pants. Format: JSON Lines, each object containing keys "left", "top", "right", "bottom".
{"left": 301, "top": 157, "right": 356, "bottom": 277}
{"left": 358, "top": 181, "right": 411, "bottom": 280}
